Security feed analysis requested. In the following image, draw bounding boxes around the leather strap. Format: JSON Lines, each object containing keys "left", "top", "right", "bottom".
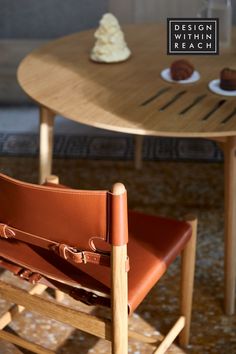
{"left": 51, "top": 244, "right": 111, "bottom": 267}
{"left": 0, "top": 223, "right": 55, "bottom": 249}
{"left": 0, "top": 224, "right": 15, "bottom": 239}
{"left": 0, "top": 223, "right": 110, "bottom": 267}
{"left": 0, "top": 258, "right": 42, "bottom": 285}
{"left": 69, "top": 288, "right": 110, "bottom": 307}
{"left": 0, "top": 256, "right": 110, "bottom": 308}
{"left": 16, "top": 268, "right": 42, "bottom": 284}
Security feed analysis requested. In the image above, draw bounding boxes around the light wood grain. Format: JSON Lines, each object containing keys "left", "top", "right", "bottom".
{"left": 128, "top": 330, "right": 163, "bottom": 345}
{"left": 111, "top": 183, "right": 128, "bottom": 354}
{"left": 18, "top": 25, "right": 236, "bottom": 138}
{"left": 179, "top": 216, "right": 198, "bottom": 346}
{"left": 0, "top": 281, "right": 112, "bottom": 341}
{"left": 0, "top": 330, "right": 54, "bottom": 354}
{"left": 0, "top": 283, "right": 50, "bottom": 354}
{"left": 0, "top": 284, "right": 47, "bottom": 330}
{"left": 111, "top": 245, "right": 128, "bottom": 354}
{"left": 154, "top": 316, "right": 185, "bottom": 354}
{"left": 45, "top": 175, "right": 59, "bottom": 184}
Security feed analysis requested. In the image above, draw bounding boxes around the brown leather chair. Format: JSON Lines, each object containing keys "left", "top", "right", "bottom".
{"left": 0, "top": 173, "right": 197, "bottom": 354}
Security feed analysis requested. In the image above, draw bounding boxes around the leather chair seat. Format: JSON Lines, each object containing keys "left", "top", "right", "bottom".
{"left": 0, "top": 210, "right": 191, "bottom": 314}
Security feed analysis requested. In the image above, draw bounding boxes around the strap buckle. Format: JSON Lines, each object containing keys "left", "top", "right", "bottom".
{"left": 52, "top": 244, "right": 88, "bottom": 264}
{"left": 69, "top": 288, "right": 110, "bottom": 307}
{"left": 51, "top": 243, "right": 111, "bottom": 267}
{"left": 81, "top": 251, "right": 87, "bottom": 264}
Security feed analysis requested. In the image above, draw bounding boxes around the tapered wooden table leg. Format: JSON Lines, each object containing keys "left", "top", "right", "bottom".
{"left": 39, "top": 106, "right": 55, "bottom": 184}
{"left": 224, "top": 136, "right": 236, "bottom": 315}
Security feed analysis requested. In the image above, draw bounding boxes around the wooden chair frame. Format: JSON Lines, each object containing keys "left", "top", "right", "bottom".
{"left": 0, "top": 176, "right": 197, "bottom": 354}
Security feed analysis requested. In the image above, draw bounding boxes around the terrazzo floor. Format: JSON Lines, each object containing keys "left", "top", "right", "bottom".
{"left": 0, "top": 157, "right": 235, "bottom": 354}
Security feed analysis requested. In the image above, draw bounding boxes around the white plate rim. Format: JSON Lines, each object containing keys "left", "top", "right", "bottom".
{"left": 208, "top": 79, "right": 236, "bottom": 97}
{"left": 160, "top": 68, "right": 200, "bottom": 84}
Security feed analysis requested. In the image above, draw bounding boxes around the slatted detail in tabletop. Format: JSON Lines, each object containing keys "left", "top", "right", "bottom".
{"left": 219, "top": 103, "right": 236, "bottom": 131}
{"left": 135, "top": 88, "right": 235, "bottom": 136}
{"left": 136, "top": 89, "right": 192, "bottom": 132}
{"left": 200, "top": 100, "right": 236, "bottom": 129}
{"left": 179, "top": 96, "right": 235, "bottom": 134}
{"left": 134, "top": 90, "right": 206, "bottom": 134}
{"left": 160, "top": 92, "right": 207, "bottom": 117}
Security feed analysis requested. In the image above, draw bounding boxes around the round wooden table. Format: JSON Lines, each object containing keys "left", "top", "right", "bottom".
{"left": 18, "top": 24, "right": 236, "bottom": 315}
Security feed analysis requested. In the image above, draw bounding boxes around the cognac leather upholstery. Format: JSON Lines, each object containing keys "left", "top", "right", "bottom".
{"left": 0, "top": 174, "right": 191, "bottom": 314}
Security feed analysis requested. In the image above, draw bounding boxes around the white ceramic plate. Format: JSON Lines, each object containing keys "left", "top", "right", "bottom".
{"left": 160, "top": 68, "right": 200, "bottom": 84}
{"left": 208, "top": 79, "right": 236, "bottom": 97}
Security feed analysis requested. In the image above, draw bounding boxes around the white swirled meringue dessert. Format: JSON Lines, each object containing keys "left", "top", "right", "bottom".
{"left": 90, "top": 13, "right": 131, "bottom": 63}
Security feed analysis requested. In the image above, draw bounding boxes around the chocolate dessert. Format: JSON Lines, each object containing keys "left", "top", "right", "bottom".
{"left": 220, "top": 68, "right": 236, "bottom": 91}
{"left": 170, "top": 59, "right": 194, "bottom": 81}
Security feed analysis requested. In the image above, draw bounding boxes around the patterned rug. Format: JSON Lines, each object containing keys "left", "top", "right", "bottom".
{"left": 0, "top": 133, "right": 223, "bottom": 162}
{"left": 0, "top": 157, "right": 235, "bottom": 354}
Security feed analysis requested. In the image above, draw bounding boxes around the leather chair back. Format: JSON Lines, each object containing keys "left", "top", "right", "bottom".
{"left": 0, "top": 174, "right": 110, "bottom": 251}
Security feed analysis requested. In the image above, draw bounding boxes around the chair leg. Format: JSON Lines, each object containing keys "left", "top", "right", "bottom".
{"left": 111, "top": 245, "right": 128, "bottom": 354}
{"left": 179, "top": 216, "right": 197, "bottom": 347}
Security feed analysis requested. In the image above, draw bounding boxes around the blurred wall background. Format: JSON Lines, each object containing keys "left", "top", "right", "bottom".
{"left": 109, "top": 0, "right": 201, "bottom": 23}
{"left": 0, "top": 0, "right": 235, "bottom": 38}
{"left": 0, "top": 0, "right": 108, "bottom": 38}
{"left": 0, "top": 0, "right": 109, "bottom": 103}
{"left": 109, "top": 0, "right": 236, "bottom": 24}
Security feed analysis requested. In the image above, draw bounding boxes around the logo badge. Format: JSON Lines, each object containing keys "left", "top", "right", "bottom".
{"left": 167, "top": 18, "right": 219, "bottom": 55}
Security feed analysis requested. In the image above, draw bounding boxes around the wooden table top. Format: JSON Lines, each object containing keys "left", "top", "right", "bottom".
{"left": 17, "top": 24, "right": 236, "bottom": 138}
